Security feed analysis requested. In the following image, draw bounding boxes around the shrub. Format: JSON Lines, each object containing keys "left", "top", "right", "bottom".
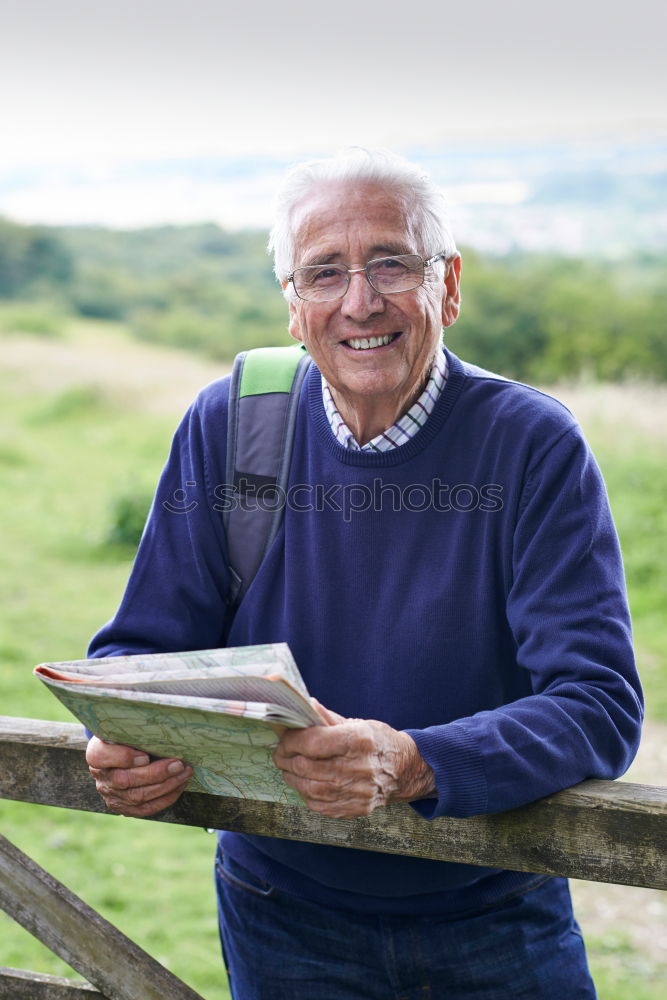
{"left": 105, "top": 490, "right": 153, "bottom": 549}
{"left": 0, "top": 304, "right": 65, "bottom": 337}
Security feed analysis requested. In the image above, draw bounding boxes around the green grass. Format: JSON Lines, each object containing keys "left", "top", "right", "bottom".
{"left": 0, "top": 300, "right": 66, "bottom": 338}
{"left": 0, "top": 333, "right": 230, "bottom": 997}
{"left": 597, "top": 443, "right": 667, "bottom": 721}
{"left": 544, "top": 382, "right": 667, "bottom": 725}
{"left": 0, "top": 377, "right": 168, "bottom": 721}
{"left": 586, "top": 932, "right": 666, "bottom": 1000}
{"left": 1, "top": 804, "right": 225, "bottom": 997}
{"left": 0, "top": 323, "right": 665, "bottom": 998}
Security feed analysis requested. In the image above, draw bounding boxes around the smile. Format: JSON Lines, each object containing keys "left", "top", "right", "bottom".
{"left": 344, "top": 333, "right": 401, "bottom": 351}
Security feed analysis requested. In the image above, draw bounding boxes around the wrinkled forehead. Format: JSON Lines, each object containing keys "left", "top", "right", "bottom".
{"left": 290, "top": 180, "right": 421, "bottom": 265}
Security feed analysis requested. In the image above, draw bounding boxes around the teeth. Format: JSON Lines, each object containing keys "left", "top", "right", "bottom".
{"left": 347, "top": 334, "right": 394, "bottom": 351}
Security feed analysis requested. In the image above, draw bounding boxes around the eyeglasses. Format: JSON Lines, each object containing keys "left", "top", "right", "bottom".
{"left": 287, "top": 253, "right": 446, "bottom": 303}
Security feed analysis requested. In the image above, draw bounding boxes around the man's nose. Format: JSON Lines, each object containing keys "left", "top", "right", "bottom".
{"left": 340, "top": 270, "right": 385, "bottom": 321}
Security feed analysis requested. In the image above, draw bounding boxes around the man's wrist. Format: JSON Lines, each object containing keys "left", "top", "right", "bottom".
{"left": 391, "top": 731, "right": 437, "bottom": 803}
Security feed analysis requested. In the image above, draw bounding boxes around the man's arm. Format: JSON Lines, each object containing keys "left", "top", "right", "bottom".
{"left": 85, "top": 386, "right": 231, "bottom": 815}
{"left": 281, "top": 426, "right": 643, "bottom": 822}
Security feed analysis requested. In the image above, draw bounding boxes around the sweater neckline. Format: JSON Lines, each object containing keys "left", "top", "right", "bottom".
{"left": 306, "top": 347, "right": 467, "bottom": 466}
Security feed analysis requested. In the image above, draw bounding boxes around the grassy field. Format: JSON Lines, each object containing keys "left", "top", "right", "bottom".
{"left": 1, "top": 316, "right": 665, "bottom": 998}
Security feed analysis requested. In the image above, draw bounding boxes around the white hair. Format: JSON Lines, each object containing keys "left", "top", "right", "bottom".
{"left": 268, "top": 147, "right": 458, "bottom": 290}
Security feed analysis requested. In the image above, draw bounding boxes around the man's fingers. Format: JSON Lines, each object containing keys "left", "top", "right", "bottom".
{"left": 86, "top": 736, "right": 149, "bottom": 770}
{"left": 97, "top": 767, "right": 192, "bottom": 807}
{"left": 90, "top": 757, "right": 189, "bottom": 791}
{"left": 86, "top": 735, "right": 195, "bottom": 818}
{"left": 280, "top": 769, "right": 354, "bottom": 801}
{"left": 94, "top": 765, "right": 193, "bottom": 817}
{"left": 311, "top": 698, "right": 346, "bottom": 725}
{"left": 273, "top": 751, "right": 354, "bottom": 784}
{"left": 275, "top": 750, "right": 383, "bottom": 808}
{"left": 278, "top": 724, "right": 359, "bottom": 760}
{"left": 107, "top": 785, "right": 189, "bottom": 819}
{"left": 281, "top": 771, "right": 381, "bottom": 817}
{"left": 273, "top": 717, "right": 421, "bottom": 818}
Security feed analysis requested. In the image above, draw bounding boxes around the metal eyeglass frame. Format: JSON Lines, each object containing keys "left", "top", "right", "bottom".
{"left": 287, "top": 252, "right": 447, "bottom": 302}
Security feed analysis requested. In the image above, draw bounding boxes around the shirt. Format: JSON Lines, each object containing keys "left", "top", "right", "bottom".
{"left": 322, "top": 345, "right": 448, "bottom": 451}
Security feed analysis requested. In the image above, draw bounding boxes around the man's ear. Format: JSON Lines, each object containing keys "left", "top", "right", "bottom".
{"left": 441, "top": 255, "right": 461, "bottom": 328}
{"left": 284, "top": 290, "right": 304, "bottom": 343}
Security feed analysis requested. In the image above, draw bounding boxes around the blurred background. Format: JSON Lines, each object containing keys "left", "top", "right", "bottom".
{"left": 1, "top": 2, "right": 665, "bottom": 997}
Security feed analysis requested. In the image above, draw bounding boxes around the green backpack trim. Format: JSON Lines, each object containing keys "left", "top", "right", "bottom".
{"left": 239, "top": 345, "right": 309, "bottom": 397}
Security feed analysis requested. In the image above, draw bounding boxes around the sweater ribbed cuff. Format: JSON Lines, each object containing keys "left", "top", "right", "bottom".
{"left": 404, "top": 722, "right": 488, "bottom": 819}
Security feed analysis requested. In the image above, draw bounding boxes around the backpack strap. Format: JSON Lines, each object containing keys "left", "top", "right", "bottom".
{"left": 223, "top": 344, "right": 312, "bottom": 609}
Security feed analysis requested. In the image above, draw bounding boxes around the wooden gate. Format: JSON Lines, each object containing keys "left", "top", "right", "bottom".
{"left": 1, "top": 716, "right": 665, "bottom": 997}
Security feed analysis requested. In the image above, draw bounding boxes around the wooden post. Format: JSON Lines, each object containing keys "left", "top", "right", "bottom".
{"left": 0, "top": 835, "right": 204, "bottom": 1000}
{"left": 1, "top": 716, "right": 665, "bottom": 890}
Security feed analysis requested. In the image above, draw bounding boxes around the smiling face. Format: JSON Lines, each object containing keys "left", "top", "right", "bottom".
{"left": 285, "top": 181, "right": 460, "bottom": 439}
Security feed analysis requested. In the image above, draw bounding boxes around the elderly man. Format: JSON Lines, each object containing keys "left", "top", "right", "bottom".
{"left": 87, "top": 149, "right": 642, "bottom": 999}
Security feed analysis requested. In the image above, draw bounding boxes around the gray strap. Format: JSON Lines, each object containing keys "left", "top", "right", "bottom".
{"left": 223, "top": 349, "right": 311, "bottom": 608}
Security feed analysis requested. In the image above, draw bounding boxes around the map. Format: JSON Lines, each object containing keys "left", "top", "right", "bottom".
{"left": 35, "top": 643, "right": 323, "bottom": 804}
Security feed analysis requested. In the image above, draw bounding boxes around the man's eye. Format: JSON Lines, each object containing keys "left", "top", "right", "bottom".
{"left": 313, "top": 267, "right": 344, "bottom": 283}
{"left": 374, "top": 257, "right": 408, "bottom": 273}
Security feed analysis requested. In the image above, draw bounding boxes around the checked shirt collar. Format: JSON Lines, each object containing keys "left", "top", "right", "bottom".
{"left": 321, "top": 347, "right": 448, "bottom": 452}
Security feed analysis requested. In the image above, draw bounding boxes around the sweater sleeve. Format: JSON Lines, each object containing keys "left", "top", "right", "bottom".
{"left": 406, "top": 425, "right": 643, "bottom": 819}
{"left": 88, "top": 384, "right": 232, "bottom": 659}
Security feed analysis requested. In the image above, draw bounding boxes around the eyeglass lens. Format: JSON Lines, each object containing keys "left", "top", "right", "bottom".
{"left": 294, "top": 254, "right": 425, "bottom": 301}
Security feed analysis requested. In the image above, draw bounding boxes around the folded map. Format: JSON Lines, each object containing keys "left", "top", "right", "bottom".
{"left": 35, "top": 643, "right": 324, "bottom": 803}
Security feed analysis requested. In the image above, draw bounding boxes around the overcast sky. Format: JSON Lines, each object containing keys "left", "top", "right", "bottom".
{"left": 2, "top": 0, "right": 665, "bottom": 164}
{"left": 0, "top": 1, "right": 664, "bottom": 228}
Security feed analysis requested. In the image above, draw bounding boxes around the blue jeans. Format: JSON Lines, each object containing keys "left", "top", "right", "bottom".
{"left": 215, "top": 848, "right": 597, "bottom": 1000}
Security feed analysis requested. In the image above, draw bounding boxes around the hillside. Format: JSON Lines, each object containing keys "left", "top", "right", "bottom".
{"left": 1, "top": 319, "right": 665, "bottom": 997}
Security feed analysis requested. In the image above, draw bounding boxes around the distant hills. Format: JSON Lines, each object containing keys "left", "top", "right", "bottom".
{"left": 0, "top": 211, "right": 665, "bottom": 382}
{"left": 0, "top": 137, "right": 665, "bottom": 256}
{"left": 415, "top": 139, "right": 667, "bottom": 256}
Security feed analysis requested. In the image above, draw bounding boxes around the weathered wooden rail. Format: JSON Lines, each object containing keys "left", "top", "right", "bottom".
{"left": 0, "top": 834, "right": 204, "bottom": 999}
{"left": 1, "top": 716, "right": 666, "bottom": 998}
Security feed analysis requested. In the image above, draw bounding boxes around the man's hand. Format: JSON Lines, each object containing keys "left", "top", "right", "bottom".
{"left": 86, "top": 736, "right": 193, "bottom": 818}
{"left": 273, "top": 703, "right": 436, "bottom": 819}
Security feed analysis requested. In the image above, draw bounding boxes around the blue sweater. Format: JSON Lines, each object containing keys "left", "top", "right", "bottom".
{"left": 89, "top": 348, "right": 643, "bottom": 914}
